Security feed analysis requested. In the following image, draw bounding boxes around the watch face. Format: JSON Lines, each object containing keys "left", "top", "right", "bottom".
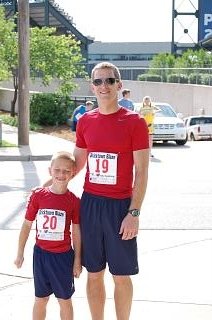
{"left": 130, "top": 209, "right": 140, "bottom": 217}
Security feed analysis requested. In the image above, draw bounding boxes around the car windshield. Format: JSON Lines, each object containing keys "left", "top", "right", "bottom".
{"left": 155, "top": 104, "right": 177, "bottom": 118}
{"left": 190, "top": 117, "right": 212, "bottom": 126}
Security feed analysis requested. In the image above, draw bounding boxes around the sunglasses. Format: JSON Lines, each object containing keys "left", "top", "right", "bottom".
{"left": 92, "top": 78, "right": 119, "bottom": 86}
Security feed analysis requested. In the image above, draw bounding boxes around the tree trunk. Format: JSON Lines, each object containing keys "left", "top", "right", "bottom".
{"left": 10, "top": 74, "right": 18, "bottom": 117}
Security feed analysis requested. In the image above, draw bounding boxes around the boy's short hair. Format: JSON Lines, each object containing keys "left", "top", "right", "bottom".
{"left": 51, "top": 151, "right": 76, "bottom": 168}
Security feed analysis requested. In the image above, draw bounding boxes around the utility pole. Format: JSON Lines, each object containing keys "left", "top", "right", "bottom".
{"left": 18, "top": 0, "right": 30, "bottom": 146}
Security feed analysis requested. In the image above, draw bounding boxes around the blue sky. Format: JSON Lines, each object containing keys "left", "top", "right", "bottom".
{"left": 56, "top": 0, "right": 198, "bottom": 43}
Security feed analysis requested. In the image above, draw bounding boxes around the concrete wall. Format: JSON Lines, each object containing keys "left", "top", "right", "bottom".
{"left": 0, "top": 78, "right": 211, "bottom": 117}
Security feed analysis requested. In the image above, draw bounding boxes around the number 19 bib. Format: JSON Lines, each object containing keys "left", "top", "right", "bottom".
{"left": 88, "top": 152, "right": 118, "bottom": 185}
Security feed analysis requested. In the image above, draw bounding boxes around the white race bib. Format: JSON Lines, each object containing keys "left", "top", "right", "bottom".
{"left": 37, "top": 209, "right": 66, "bottom": 241}
{"left": 88, "top": 152, "right": 118, "bottom": 185}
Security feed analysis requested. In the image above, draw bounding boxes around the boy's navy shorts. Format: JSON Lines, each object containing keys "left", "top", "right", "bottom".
{"left": 33, "top": 245, "right": 75, "bottom": 299}
{"left": 80, "top": 192, "right": 139, "bottom": 275}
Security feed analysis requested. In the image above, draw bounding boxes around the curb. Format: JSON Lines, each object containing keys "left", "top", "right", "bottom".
{"left": 0, "top": 155, "right": 52, "bottom": 161}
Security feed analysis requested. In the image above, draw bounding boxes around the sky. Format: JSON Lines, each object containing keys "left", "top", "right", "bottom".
{"left": 56, "top": 0, "right": 199, "bottom": 43}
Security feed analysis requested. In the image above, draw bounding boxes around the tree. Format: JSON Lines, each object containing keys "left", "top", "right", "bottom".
{"left": 148, "top": 53, "right": 176, "bottom": 81}
{"left": 0, "top": 7, "right": 18, "bottom": 103}
{"left": 174, "top": 49, "right": 212, "bottom": 75}
{"left": 30, "top": 27, "right": 86, "bottom": 93}
{"left": 0, "top": 7, "right": 86, "bottom": 116}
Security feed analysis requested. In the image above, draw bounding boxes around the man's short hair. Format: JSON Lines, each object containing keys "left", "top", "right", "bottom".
{"left": 122, "top": 89, "right": 131, "bottom": 96}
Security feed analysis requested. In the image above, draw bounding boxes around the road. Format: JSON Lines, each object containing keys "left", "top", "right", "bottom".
{"left": 0, "top": 141, "right": 212, "bottom": 320}
{"left": 1, "top": 141, "right": 212, "bottom": 230}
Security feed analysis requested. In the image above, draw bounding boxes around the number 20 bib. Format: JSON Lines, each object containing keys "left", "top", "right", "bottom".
{"left": 88, "top": 152, "right": 118, "bottom": 185}
{"left": 37, "top": 209, "right": 66, "bottom": 241}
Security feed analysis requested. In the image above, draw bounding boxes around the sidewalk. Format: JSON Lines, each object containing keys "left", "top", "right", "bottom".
{"left": 0, "top": 123, "right": 75, "bottom": 161}
{"left": 0, "top": 123, "right": 212, "bottom": 319}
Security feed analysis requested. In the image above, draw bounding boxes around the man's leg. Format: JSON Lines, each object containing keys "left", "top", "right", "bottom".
{"left": 57, "top": 298, "right": 73, "bottom": 320}
{"left": 33, "top": 296, "right": 49, "bottom": 320}
{"left": 113, "top": 275, "right": 133, "bottom": 320}
{"left": 87, "top": 270, "right": 106, "bottom": 320}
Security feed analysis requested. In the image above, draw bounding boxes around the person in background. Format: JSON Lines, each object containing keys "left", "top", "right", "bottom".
{"left": 71, "top": 100, "right": 94, "bottom": 131}
{"left": 118, "top": 88, "right": 135, "bottom": 111}
{"left": 14, "top": 151, "right": 82, "bottom": 320}
{"left": 74, "top": 62, "right": 149, "bottom": 320}
{"left": 139, "top": 95, "right": 160, "bottom": 158}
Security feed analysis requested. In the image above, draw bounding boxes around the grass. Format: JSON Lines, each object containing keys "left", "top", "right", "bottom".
{"left": 0, "top": 140, "right": 17, "bottom": 147}
{"left": 0, "top": 112, "right": 42, "bottom": 131}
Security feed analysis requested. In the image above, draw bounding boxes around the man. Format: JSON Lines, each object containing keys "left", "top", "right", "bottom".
{"left": 71, "top": 100, "right": 94, "bottom": 131}
{"left": 118, "top": 88, "right": 135, "bottom": 111}
{"left": 74, "top": 62, "right": 149, "bottom": 320}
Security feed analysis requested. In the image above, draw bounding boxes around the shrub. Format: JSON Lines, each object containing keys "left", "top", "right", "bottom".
{"left": 201, "top": 74, "right": 212, "bottom": 86}
{"left": 167, "top": 74, "right": 188, "bottom": 84}
{"left": 188, "top": 73, "right": 203, "bottom": 84}
{"left": 30, "top": 93, "right": 72, "bottom": 125}
{"left": 137, "top": 74, "right": 162, "bottom": 82}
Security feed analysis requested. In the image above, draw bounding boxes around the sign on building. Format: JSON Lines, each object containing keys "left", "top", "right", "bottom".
{"left": 198, "top": 0, "right": 212, "bottom": 41}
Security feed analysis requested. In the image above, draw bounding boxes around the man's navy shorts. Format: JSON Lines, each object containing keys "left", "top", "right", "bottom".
{"left": 33, "top": 245, "right": 75, "bottom": 299}
{"left": 80, "top": 192, "right": 139, "bottom": 275}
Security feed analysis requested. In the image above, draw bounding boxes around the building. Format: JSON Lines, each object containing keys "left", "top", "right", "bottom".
{"left": 0, "top": 0, "right": 94, "bottom": 64}
{"left": 88, "top": 41, "right": 172, "bottom": 80}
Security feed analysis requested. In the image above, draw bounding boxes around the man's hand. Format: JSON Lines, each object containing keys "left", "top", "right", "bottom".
{"left": 119, "top": 214, "right": 139, "bottom": 240}
{"left": 73, "top": 258, "right": 82, "bottom": 278}
{"left": 14, "top": 256, "right": 24, "bottom": 269}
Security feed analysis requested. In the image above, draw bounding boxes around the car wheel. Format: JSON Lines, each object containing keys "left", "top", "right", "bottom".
{"left": 190, "top": 133, "right": 196, "bottom": 141}
{"left": 176, "top": 139, "right": 187, "bottom": 145}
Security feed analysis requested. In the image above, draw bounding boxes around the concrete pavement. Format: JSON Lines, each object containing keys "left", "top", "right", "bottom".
{"left": 0, "top": 123, "right": 212, "bottom": 319}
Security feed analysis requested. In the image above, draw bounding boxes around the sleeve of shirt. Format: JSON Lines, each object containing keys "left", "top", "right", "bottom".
{"left": 72, "top": 195, "right": 80, "bottom": 224}
{"left": 25, "top": 190, "right": 39, "bottom": 221}
{"left": 131, "top": 115, "right": 149, "bottom": 150}
{"left": 76, "top": 115, "right": 87, "bottom": 148}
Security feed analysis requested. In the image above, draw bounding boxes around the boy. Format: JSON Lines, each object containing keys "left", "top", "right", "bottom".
{"left": 14, "top": 151, "right": 81, "bottom": 320}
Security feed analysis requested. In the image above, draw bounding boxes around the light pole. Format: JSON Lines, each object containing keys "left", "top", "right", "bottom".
{"left": 18, "top": 0, "right": 30, "bottom": 146}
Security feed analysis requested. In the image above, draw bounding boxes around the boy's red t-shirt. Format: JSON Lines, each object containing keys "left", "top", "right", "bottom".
{"left": 25, "top": 188, "right": 80, "bottom": 253}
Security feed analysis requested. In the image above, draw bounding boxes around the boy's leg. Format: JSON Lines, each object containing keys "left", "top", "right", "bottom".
{"left": 33, "top": 296, "right": 49, "bottom": 320}
{"left": 57, "top": 298, "right": 73, "bottom": 320}
{"left": 113, "top": 275, "right": 133, "bottom": 320}
{"left": 87, "top": 270, "right": 106, "bottom": 320}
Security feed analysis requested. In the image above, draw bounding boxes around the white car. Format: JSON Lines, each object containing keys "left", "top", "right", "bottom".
{"left": 184, "top": 115, "right": 212, "bottom": 141}
{"left": 135, "top": 102, "right": 187, "bottom": 145}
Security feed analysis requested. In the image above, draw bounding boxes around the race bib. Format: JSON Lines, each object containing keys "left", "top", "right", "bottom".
{"left": 88, "top": 152, "right": 118, "bottom": 185}
{"left": 37, "top": 209, "right": 66, "bottom": 241}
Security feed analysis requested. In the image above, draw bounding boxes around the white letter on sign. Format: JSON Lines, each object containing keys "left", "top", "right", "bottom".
{"left": 204, "top": 14, "right": 212, "bottom": 26}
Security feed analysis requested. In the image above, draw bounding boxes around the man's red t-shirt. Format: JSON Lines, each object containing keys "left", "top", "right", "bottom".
{"left": 76, "top": 107, "right": 149, "bottom": 199}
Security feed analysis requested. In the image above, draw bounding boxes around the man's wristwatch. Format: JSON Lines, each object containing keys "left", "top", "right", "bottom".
{"left": 128, "top": 209, "right": 140, "bottom": 217}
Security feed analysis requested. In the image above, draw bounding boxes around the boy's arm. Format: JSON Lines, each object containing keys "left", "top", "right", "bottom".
{"left": 14, "top": 219, "right": 33, "bottom": 268}
{"left": 72, "top": 223, "right": 82, "bottom": 278}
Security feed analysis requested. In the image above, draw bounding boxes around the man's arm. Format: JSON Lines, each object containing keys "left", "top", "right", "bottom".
{"left": 73, "top": 146, "right": 88, "bottom": 174}
{"left": 42, "top": 146, "right": 87, "bottom": 187}
{"left": 119, "top": 148, "right": 149, "bottom": 240}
